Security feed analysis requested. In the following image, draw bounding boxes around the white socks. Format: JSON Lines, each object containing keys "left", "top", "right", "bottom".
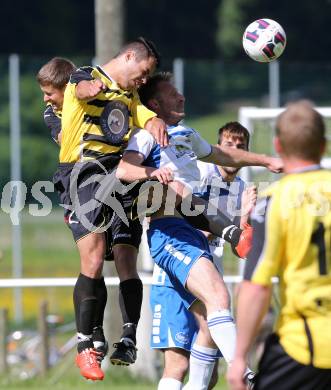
{"left": 158, "top": 377, "right": 183, "bottom": 390}
{"left": 77, "top": 332, "right": 92, "bottom": 342}
{"left": 182, "top": 344, "right": 218, "bottom": 390}
{"left": 207, "top": 309, "right": 236, "bottom": 364}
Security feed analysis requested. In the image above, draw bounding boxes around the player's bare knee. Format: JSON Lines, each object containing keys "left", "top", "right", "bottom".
{"left": 163, "top": 349, "right": 189, "bottom": 380}
{"left": 80, "top": 253, "right": 104, "bottom": 277}
{"left": 200, "top": 282, "right": 230, "bottom": 311}
{"left": 208, "top": 278, "right": 230, "bottom": 309}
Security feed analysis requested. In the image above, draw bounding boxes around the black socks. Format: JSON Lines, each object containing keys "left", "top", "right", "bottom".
{"left": 119, "top": 278, "right": 143, "bottom": 344}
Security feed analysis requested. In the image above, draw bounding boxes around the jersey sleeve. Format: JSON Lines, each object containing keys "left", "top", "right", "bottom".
{"left": 130, "top": 91, "right": 157, "bottom": 128}
{"left": 69, "top": 66, "right": 94, "bottom": 84}
{"left": 125, "top": 129, "right": 156, "bottom": 160}
{"left": 43, "top": 105, "right": 61, "bottom": 144}
{"left": 244, "top": 194, "right": 283, "bottom": 286}
{"left": 190, "top": 128, "right": 212, "bottom": 158}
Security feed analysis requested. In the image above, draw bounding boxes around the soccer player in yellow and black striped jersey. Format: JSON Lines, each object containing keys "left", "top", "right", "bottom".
{"left": 60, "top": 65, "right": 156, "bottom": 162}
{"left": 59, "top": 39, "right": 166, "bottom": 163}
{"left": 228, "top": 100, "right": 331, "bottom": 390}
{"left": 53, "top": 38, "right": 170, "bottom": 381}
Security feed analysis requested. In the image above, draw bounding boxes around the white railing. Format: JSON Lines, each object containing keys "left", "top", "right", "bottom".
{"left": 0, "top": 274, "right": 278, "bottom": 288}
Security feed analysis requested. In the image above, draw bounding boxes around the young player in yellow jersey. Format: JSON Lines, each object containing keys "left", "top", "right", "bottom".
{"left": 228, "top": 100, "right": 331, "bottom": 390}
{"left": 37, "top": 57, "right": 76, "bottom": 144}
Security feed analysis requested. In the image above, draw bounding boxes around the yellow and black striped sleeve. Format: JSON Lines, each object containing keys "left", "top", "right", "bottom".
{"left": 43, "top": 104, "right": 61, "bottom": 144}
{"left": 244, "top": 194, "right": 284, "bottom": 286}
{"left": 69, "top": 66, "right": 94, "bottom": 84}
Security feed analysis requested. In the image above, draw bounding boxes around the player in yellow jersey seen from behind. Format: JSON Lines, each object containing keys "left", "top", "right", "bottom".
{"left": 228, "top": 100, "right": 331, "bottom": 390}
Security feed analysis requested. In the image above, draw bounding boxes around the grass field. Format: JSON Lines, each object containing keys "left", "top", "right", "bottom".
{"left": 0, "top": 346, "right": 229, "bottom": 389}
{"left": 1, "top": 368, "right": 228, "bottom": 390}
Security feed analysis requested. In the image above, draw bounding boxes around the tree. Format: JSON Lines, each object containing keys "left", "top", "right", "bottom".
{"left": 216, "top": 0, "right": 257, "bottom": 58}
{"left": 95, "top": 0, "right": 124, "bottom": 63}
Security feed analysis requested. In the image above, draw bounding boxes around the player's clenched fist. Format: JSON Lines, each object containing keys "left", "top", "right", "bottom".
{"left": 265, "top": 156, "right": 283, "bottom": 173}
{"left": 241, "top": 185, "right": 257, "bottom": 217}
{"left": 75, "top": 78, "right": 107, "bottom": 100}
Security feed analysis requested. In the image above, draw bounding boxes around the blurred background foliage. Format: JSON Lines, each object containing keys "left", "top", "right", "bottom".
{"left": 1, "top": 58, "right": 331, "bottom": 195}
{"left": 1, "top": 0, "right": 331, "bottom": 61}
{"left": 1, "top": 0, "right": 331, "bottom": 191}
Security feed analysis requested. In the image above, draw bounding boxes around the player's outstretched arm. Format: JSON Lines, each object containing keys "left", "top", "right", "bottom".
{"left": 117, "top": 151, "right": 173, "bottom": 184}
{"left": 202, "top": 145, "right": 283, "bottom": 173}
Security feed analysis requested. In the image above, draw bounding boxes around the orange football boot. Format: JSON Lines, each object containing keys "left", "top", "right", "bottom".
{"left": 234, "top": 223, "right": 253, "bottom": 259}
{"left": 75, "top": 348, "right": 104, "bottom": 380}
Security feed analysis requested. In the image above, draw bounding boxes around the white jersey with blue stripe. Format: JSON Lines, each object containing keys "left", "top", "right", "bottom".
{"left": 195, "top": 160, "right": 245, "bottom": 221}
{"left": 195, "top": 161, "right": 245, "bottom": 272}
{"left": 125, "top": 124, "right": 212, "bottom": 191}
{"left": 150, "top": 160, "right": 246, "bottom": 287}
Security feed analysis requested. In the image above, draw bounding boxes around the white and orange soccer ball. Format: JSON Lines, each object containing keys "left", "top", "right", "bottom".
{"left": 242, "top": 18, "right": 286, "bottom": 63}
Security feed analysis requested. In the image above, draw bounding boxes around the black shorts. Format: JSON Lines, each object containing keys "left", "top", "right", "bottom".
{"left": 54, "top": 155, "right": 125, "bottom": 242}
{"left": 104, "top": 190, "right": 143, "bottom": 260}
{"left": 255, "top": 333, "right": 331, "bottom": 390}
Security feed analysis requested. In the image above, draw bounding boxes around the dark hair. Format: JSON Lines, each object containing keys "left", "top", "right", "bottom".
{"left": 276, "top": 100, "right": 325, "bottom": 161}
{"left": 37, "top": 57, "right": 76, "bottom": 89}
{"left": 117, "top": 37, "right": 161, "bottom": 68}
{"left": 138, "top": 72, "right": 172, "bottom": 106}
{"left": 218, "top": 121, "right": 250, "bottom": 149}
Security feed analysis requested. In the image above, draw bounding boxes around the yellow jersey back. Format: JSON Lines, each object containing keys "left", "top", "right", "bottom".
{"left": 245, "top": 168, "right": 331, "bottom": 368}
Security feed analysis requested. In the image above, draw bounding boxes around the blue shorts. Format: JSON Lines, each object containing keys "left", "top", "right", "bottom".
{"left": 147, "top": 217, "right": 213, "bottom": 308}
{"left": 150, "top": 284, "right": 223, "bottom": 358}
{"left": 150, "top": 284, "right": 198, "bottom": 351}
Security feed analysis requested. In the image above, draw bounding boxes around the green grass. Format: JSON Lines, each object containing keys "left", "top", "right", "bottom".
{"left": 0, "top": 348, "right": 228, "bottom": 389}
{"left": 1, "top": 371, "right": 228, "bottom": 390}
{"left": 0, "top": 209, "right": 78, "bottom": 320}
{"left": 1, "top": 211, "right": 77, "bottom": 277}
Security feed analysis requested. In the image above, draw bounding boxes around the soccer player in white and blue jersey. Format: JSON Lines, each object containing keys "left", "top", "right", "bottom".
{"left": 116, "top": 73, "right": 277, "bottom": 389}
{"left": 149, "top": 123, "right": 257, "bottom": 390}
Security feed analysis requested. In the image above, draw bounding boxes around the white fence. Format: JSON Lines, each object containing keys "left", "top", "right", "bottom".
{"left": 0, "top": 274, "right": 245, "bottom": 289}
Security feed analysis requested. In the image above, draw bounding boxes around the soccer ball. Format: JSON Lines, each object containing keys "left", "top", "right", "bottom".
{"left": 242, "top": 18, "right": 286, "bottom": 63}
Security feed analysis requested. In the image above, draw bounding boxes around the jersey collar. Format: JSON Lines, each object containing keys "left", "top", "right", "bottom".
{"left": 96, "top": 65, "right": 116, "bottom": 84}
{"left": 289, "top": 164, "right": 321, "bottom": 173}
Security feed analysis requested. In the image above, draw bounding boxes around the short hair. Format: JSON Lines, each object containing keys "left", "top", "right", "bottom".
{"left": 218, "top": 121, "right": 250, "bottom": 149}
{"left": 138, "top": 72, "right": 172, "bottom": 106}
{"left": 276, "top": 100, "right": 326, "bottom": 161}
{"left": 36, "top": 57, "right": 76, "bottom": 89}
{"left": 117, "top": 37, "right": 161, "bottom": 68}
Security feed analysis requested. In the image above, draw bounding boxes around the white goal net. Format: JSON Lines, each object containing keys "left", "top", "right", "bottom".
{"left": 238, "top": 106, "right": 331, "bottom": 185}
